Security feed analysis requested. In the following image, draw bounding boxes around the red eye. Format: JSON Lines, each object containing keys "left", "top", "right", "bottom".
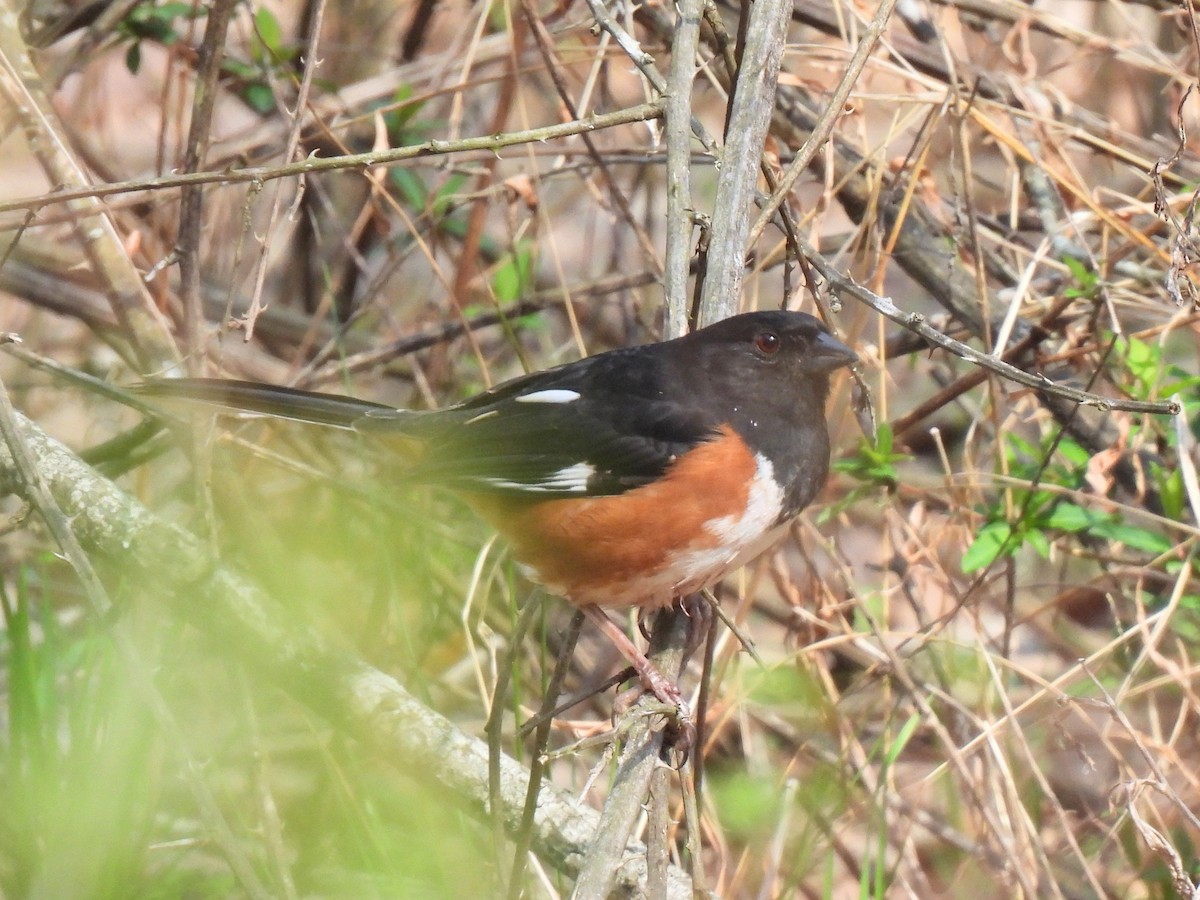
{"left": 754, "top": 331, "right": 781, "bottom": 354}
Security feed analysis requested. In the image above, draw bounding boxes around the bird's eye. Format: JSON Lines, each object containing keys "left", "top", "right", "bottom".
{"left": 754, "top": 331, "right": 781, "bottom": 355}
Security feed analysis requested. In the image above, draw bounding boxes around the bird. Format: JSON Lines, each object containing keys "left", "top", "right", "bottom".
{"left": 136, "top": 310, "right": 857, "bottom": 726}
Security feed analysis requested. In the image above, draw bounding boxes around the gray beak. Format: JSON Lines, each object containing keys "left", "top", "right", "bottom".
{"left": 811, "top": 330, "right": 858, "bottom": 372}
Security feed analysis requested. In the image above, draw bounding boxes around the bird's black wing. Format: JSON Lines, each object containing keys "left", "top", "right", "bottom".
{"left": 358, "top": 348, "right": 722, "bottom": 497}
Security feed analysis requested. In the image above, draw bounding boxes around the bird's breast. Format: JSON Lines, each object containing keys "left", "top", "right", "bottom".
{"left": 465, "top": 428, "right": 788, "bottom": 608}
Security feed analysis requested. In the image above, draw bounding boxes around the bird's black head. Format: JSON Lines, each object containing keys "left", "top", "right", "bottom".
{"left": 673, "top": 310, "right": 858, "bottom": 518}
{"left": 677, "top": 310, "right": 858, "bottom": 382}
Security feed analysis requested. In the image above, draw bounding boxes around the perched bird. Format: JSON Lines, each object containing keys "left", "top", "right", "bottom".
{"left": 138, "top": 310, "right": 857, "bottom": 720}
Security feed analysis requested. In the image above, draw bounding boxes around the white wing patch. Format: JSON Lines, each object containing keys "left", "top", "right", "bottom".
{"left": 514, "top": 389, "right": 581, "bottom": 404}
{"left": 480, "top": 461, "right": 595, "bottom": 493}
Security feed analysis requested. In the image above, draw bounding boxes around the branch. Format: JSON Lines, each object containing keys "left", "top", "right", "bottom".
{"left": 662, "top": 0, "right": 703, "bottom": 338}
{"left": 572, "top": 612, "right": 693, "bottom": 898}
{"left": 0, "top": 102, "right": 666, "bottom": 216}
{"left": 697, "top": 0, "right": 794, "bottom": 323}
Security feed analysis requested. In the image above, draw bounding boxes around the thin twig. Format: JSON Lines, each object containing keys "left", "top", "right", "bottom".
{"left": 0, "top": 102, "right": 667, "bottom": 216}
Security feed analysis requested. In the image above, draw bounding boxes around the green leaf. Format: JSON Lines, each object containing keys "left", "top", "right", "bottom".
{"left": 1154, "top": 464, "right": 1185, "bottom": 522}
{"left": 1161, "top": 373, "right": 1200, "bottom": 397}
{"left": 431, "top": 173, "right": 468, "bottom": 217}
{"left": 831, "top": 423, "right": 908, "bottom": 489}
{"left": 882, "top": 712, "right": 921, "bottom": 768}
{"left": 389, "top": 168, "right": 428, "bottom": 208}
{"left": 254, "top": 6, "right": 283, "bottom": 52}
{"left": 962, "top": 521, "right": 1014, "bottom": 572}
{"left": 221, "top": 57, "right": 258, "bottom": 79}
{"left": 492, "top": 246, "right": 534, "bottom": 302}
{"left": 125, "top": 42, "right": 142, "bottom": 74}
{"left": 1113, "top": 334, "right": 1164, "bottom": 400}
{"left": 1062, "top": 256, "right": 1099, "bottom": 299}
{"left": 121, "top": 1, "right": 196, "bottom": 43}
{"left": 1002, "top": 433, "right": 1046, "bottom": 474}
{"left": 1092, "top": 521, "right": 1173, "bottom": 556}
{"left": 384, "top": 85, "right": 424, "bottom": 136}
{"left": 241, "top": 83, "right": 276, "bottom": 115}
{"left": 1045, "top": 503, "right": 1104, "bottom": 532}
{"left": 873, "top": 422, "right": 894, "bottom": 455}
{"left": 1026, "top": 527, "right": 1051, "bottom": 559}
{"left": 1056, "top": 437, "right": 1090, "bottom": 468}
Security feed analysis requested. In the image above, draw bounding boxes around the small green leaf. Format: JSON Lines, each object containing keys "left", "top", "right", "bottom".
{"left": 1057, "top": 437, "right": 1090, "bottom": 468}
{"left": 1045, "top": 503, "right": 1103, "bottom": 533}
{"left": 1092, "top": 521, "right": 1173, "bottom": 556}
{"left": 121, "top": 1, "right": 192, "bottom": 43}
{"left": 873, "top": 422, "right": 894, "bottom": 455}
{"left": 241, "top": 82, "right": 276, "bottom": 114}
{"left": 1026, "top": 527, "right": 1050, "bottom": 559}
{"left": 883, "top": 712, "right": 921, "bottom": 768}
{"left": 125, "top": 42, "right": 142, "bottom": 74}
{"left": 1161, "top": 373, "right": 1200, "bottom": 396}
{"left": 254, "top": 6, "right": 283, "bottom": 51}
{"left": 159, "top": 2, "right": 199, "bottom": 17}
{"left": 962, "top": 521, "right": 1014, "bottom": 572}
{"left": 1113, "top": 335, "right": 1164, "bottom": 401}
{"left": 384, "top": 85, "right": 424, "bottom": 135}
{"left": 1154, "top": 464, "right": 1185, "bottom": 522}
{"left": 221, "top": 57, "right": 258, "bottom": 79}
{"left": 389, "top": 168, "right": 428, "bottom": 208}
{"left": 1062, "top": 256, "right": 1099, "bottom": 299}
{"left": 492, "top": 246, "right": 534, "bottom": 302}
{"left": 832, "top": 423, "right": 908, "bottom": 489}
{"left": 1004, "top": 432, "right": 1039, "bottom": 464}
{"left": 431, "top": 173, "right": 468, "bottom": 217}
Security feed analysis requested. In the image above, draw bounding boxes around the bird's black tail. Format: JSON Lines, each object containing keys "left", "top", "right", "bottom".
{"left": 134, "top": 378, "right": 403, "bottom": 430}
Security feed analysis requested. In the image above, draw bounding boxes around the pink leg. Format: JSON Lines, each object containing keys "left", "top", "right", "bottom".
{"left": 579, "top": 604, "right": 693, "bottom": 742}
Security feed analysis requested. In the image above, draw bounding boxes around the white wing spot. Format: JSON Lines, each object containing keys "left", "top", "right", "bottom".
{"left": 514, "top": 389, "right": 581, "bottom": 404}
{"left": 481, "top": 461, "right": 594, "bottom": 493}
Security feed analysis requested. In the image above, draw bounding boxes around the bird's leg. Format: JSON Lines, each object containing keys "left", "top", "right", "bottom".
{"left": 678, "top": 592, "right": 714, "bottom": 654}
{"left": 637, "top": 593, "right": 712, "bottom": 657}
{"left": 579, "top": 604, "right": 693, "bottom": 740}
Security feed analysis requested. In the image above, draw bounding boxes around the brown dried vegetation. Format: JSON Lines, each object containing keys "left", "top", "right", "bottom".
{"left": 0, "top": 0, "right": 1198, "bottom": 897}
